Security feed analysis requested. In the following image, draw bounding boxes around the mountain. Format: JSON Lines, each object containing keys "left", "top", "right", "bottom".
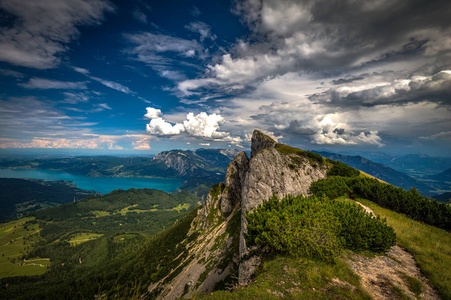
{"left": 153, "top": 148, "right": 240, "bottom": 193}
{"left": 315, "top": 151, "right": 433, "bottom": 195}
{"left": 1, "top": 130, "right": 449, "bottom": 299}
{"left": 349, "top": 152, "right": 451, "bottom": 177}
{"left": 154, "top": 148, "right": 240, "bottom": 175}
{"left": 429, "top": 167, "right": 451, "bottom": 182}
{"left": 0, "top": 178, "right": 98, "bottom": 222}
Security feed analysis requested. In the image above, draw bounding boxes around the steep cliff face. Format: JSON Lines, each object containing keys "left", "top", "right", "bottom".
{"left": 238, "top": 131, "right": 331, "bottom": 284}
{"left": 147, "top": 130, "right": 331, "bottom": 298}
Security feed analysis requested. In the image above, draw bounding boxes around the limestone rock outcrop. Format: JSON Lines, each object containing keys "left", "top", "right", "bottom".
{"left": 147, "top": 129, "right": 331, "bottom": 298}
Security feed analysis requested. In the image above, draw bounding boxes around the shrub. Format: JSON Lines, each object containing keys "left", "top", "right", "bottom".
{"left": 328, "top": 161, "right": 360, "bottom": 177}
{"left": 246, "top": 194, "right": 341, "bottom": 262}
{"left": 246, "top": 194, "right": 396, "bottom": 262}
{"left": 309, "top": 176, "right": 351, "bottom": 199}
{"left": 331, "top": 202, "right": 396, "bottom": 252}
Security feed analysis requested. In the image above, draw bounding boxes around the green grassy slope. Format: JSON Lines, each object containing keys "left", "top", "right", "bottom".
{"left": 356, "top": 198, "right": 451, "bottom": 299}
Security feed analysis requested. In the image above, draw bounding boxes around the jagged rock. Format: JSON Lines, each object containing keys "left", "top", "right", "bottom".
{"left": 219, "top": 152, "right": 249, "bottom": 214}
{"left": 147, "top": 129, "right": 331, "bottom": 296}
{"left": 250, "top": 129, "right": 278, "bottom": 158}
{"left": 238, "top": 131, "right": 330, "bottom": 284}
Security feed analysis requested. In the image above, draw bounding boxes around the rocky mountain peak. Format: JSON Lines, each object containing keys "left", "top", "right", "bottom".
{"left": 250, "top": 129, "right": 278, "bottom": 158}
{"left": 148, "top": 130, "right": 331, "bottom": 297}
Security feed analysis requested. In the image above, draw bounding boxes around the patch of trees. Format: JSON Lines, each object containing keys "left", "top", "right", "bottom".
{"left": 310, "top": 176, "right": 451, "bottom": 231}
{"left": 246, "top": 194, "right": 396, "bottom": 262}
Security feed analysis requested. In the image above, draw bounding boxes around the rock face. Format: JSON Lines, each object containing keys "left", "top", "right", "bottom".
{"left": 201, "top": 129, "right": 331, "bottom": 285}
{"left": 238, "top": 131, "right": 330, "bottom": 284}
{"left": 250, "top": 129, "right": 278, "bottom": 158}
{"left": 147, "top": 130, "right": 331, "bottom": 298}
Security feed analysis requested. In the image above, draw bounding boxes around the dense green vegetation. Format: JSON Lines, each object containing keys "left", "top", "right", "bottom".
{"left": 327, "top": 161, "right": 360, "bottom": 177}
{"left": 0, "top": 189, "right": 201, "bottom": 299}
{"left": 0, "top": 178, "right": 98, "bottom": 222}
{"left": 246, "top": 194, "right": 395, "bottom": 262}
{"left": 311, "top": 175, "right": 451, "bottom": 230}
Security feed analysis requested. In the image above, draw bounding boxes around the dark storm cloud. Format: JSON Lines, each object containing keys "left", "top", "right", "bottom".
{"left": 310, "top": 70, "right": 451, "bottom": 108}
{"left": 180, "top": 0, "right": 451, "bottom": 96}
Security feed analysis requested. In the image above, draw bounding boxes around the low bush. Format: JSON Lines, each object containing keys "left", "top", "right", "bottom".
{"left": 328, "top": 161, "right": 360, "bottom": 177}
{"left": 245, "top": 194, "right": 396, "bottom": 262}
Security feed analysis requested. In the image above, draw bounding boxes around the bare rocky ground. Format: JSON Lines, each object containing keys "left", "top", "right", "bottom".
{"left": 346, "top": 201, "right": 440, "bottom": 300}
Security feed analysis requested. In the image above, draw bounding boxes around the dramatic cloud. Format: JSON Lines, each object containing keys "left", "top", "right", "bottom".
{"left": 144, "top": 107, "right": 240, "bottom": 142}
{"left": 0, "top": 0, "right": 114, "bottom": 69}
{"left": 310, "top": 70, "right": 451, "bottom": 107}
{"left": 0, "top": 96, "right": 93, "bottom": 139}
{"left": 146, "top": 117, "right": 185, "bottom": 136}
{"left": 19, "top": 78, "right": 88, "bottom": 89}
{"left": 179, "top": 0, "right": 451, "bottom": 95}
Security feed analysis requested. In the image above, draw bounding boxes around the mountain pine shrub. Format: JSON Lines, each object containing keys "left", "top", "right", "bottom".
{"left": 245, "top": 194, "right": 396, "bottom": 262}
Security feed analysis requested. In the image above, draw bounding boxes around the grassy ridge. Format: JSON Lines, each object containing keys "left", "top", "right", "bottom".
{"left": 356, "top": 198, "right": 451, "bottom": 299}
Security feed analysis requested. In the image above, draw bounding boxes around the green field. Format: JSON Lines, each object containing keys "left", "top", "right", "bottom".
{"left": 68, "top": 233, "right": 104, "bottom": 246}
{"left": 90, "top": 202, "right": 191, "bottom": 217}
{"left": 0, "top": 217, "right": 49, "bottom": 278}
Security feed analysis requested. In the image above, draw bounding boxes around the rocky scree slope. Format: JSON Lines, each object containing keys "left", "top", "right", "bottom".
{"left": 146, "top": 130, "right": 331, "bottom": 298}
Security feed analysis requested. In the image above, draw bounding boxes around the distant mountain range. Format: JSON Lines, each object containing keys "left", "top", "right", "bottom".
{"left": 315, "top": 151, "right": 434, "bottom": 196}
{"left": 0, "top": 148, "right": 240, "bottom": 198}
{"left": 2, "top": 148, "right": 448, "bottom": 200}
{"left": 343, "top": 152, "right": 451, "bottom": 177}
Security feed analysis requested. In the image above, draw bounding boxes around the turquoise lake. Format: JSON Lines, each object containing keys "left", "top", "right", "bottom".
{"left": 0, "top": 169, "right": 181, "bottom": 194}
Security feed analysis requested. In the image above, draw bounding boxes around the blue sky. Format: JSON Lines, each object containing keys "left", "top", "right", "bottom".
{"left": 0, "top": 0, "right": 450, "bottom": 156}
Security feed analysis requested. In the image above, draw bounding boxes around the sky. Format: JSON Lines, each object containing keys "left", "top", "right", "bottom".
{"left": 0, "top": 0, "right": 450, "bottom": 156}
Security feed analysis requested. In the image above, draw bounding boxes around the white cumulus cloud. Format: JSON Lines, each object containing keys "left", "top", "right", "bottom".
{"left": 144, "top": 107, "right": 239, "bottom": 142}
{"left": 144, "top": 107, "right": 162, "bottom": 119}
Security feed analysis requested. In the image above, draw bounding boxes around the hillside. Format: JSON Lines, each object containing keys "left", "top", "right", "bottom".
{"left": 316, "top": 151, "right": 433, "bottom": 195}
{"left": 429, "top": 167, "right": 451, "bottom": 182}
{"left": 1, "top": 130, "right": 450, "bottom": 299}
{"left": 0, "top": 178, "right": 98, "bottom": 222}
{"left": 0, "top": 188, "right": 200, "bottom": 295}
